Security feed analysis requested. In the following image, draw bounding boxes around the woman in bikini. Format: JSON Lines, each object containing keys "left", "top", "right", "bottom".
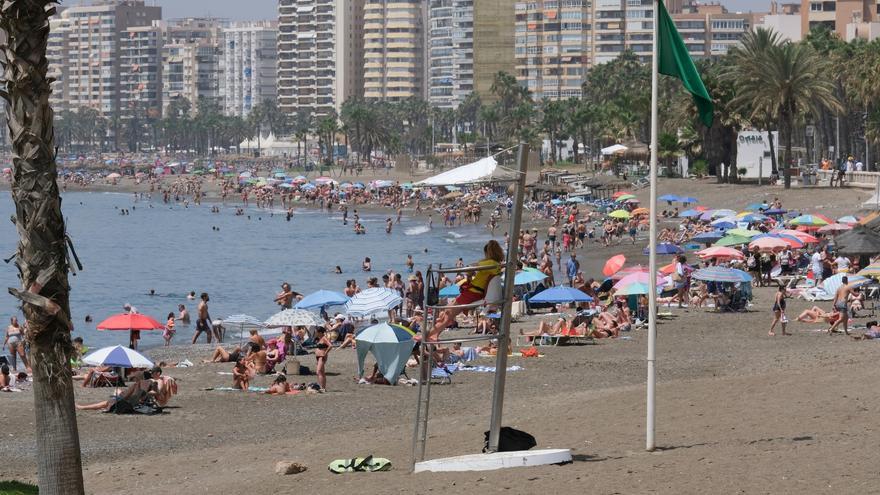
{"left": 796, "top": 306, "right": 837, "bottom": 324}
{"left": 4, "top": 317, "right": 29, "bottom": 372}
{"left": 769, "top": 286, "right": 790, "bottom": 336}
{"left": 314, "top": 327, "right": 333, "bottom": 390}
{"left": 265, "top": 374, "right": 292, "bottom": 395}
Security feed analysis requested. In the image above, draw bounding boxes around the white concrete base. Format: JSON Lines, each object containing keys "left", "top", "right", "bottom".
{"left": 413, "top": 449, "right": 572, "bottom": 473}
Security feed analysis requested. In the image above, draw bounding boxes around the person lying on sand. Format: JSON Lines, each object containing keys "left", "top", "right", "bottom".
{"left": 202, "top": 345, "right": 242, "bottom": 364}
{"left": 852, "top": 321, "right": 880, "bottom": 340}
{"left": 76, "top": 371, "right": 156, "bottom": 411}
{"left": 591, "top": 311, "right": 619, "bottom": 338}
{"left": 796, "top": 306, "right": 840, "bottom": 324}
{"left": 265, "top": 374, "right": 291, "bottom": 395}
{"left": 357, "top": 364, "right": 391, "bottom": 385}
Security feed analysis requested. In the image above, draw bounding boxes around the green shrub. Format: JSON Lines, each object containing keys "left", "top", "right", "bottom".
{"left": 0, "top": 481, "right": 39, "bottom": 495}
{"left": 691, "top": 159, "right": 708, "bottom": 177}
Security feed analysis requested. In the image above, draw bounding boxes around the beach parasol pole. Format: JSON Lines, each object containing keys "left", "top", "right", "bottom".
{"left": 646, "top": 0, "right": 660, "bottom": 453}
{"left": 487, "top": 143, "right": 529, "bottom": 452}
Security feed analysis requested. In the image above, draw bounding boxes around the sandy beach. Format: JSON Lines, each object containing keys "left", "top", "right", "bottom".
{"left": 3, "top": 177, "right": 880, "bottom": 494}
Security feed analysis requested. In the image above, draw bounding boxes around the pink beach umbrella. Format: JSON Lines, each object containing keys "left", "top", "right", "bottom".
{"left": 749, "top": 237, "right": 789, "bottom": 253}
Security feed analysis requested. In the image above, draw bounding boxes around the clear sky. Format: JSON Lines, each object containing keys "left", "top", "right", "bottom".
{"left": 151, "top": 0, "right": 773, "bottom": 21}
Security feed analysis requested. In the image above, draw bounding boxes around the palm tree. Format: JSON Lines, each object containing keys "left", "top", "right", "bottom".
{"left": 0, "top": 1, "right": 85, "bottom": 492}
{"left": 316, "top": 112, "right": 339, "bottom": 167}
{"left": 740, "top": 41, "right": 841, "bottom": 188}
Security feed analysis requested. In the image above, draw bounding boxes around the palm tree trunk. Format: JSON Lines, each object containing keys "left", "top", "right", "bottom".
{"left": 1, "top": 2, "right": 85, "bottom": 493}
{"left": 767, "top": 126, "right": 778, "bottom": 175}
{"left": 783, "top": 111, "right": 793, "bottom": 189}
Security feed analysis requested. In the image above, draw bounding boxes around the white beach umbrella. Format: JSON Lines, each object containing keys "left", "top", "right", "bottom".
{"left": 344, "top": 287, "right": 403, "bottom": 317}
{"left": 264, "top": 309, "right": 325, "bottom": 328}
{"left": 222, "top": 314, "right": 265, "bottom": 338}
{"left": 83, "top": 345, "right": 153, "bottom": 369}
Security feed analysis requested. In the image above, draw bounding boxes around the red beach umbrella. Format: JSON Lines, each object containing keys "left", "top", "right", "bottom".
{"left": 612, "top": 190, "right": 633, "bottom": 199}
{"left": 96, "top": 313, "right": 165, "bottom": 331}
{"left": 603, "top": 254, "right": 626, "bottom": 277}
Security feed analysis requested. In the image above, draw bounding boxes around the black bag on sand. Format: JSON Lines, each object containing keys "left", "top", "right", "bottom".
{"left": 483, "top": 427, "right": 537, "bottom": 453}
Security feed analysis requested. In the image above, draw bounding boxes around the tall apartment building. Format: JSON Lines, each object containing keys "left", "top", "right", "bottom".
{"left": 363, "top": 0, "right": 427, "bottom": 101}
{"left": 277, "top": 0, "right": 364, "bottom": 119}
{"left": 473, "top": 0, "right": 517, "bottom": 101}
{"left": 428, "top": 0, "right": 473, "bottom": 109}
{"left": 160, "top": 18, "right": 225, "bottom": 115}
{"left": 47, "top": 0, "right": 161, "bottom": 116}
{"left": 222, "top": 21, "right": 278, "bottom": 117}
{"left": 514, "top": 0, "right": 595, "bottom": 100}
{"left": 119, "top": 25, "right": 163, "bottom": 120}
{"left": 675, "top": 3, "right": 763, "bottom": 59}
{"left": 801, "top": 0, "right": 880, "bottom": 38}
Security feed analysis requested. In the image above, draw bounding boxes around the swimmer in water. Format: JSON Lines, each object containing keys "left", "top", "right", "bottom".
{"left": 335, "top": 266, "right": 343, "bottom": 274}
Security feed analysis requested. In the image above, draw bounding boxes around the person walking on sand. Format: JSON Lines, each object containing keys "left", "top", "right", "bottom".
{"left": 829, "top": 277, "right": 854, "bottom": 335}
{"left": 769, "top": 286, "right": 789, "bottom": 336}
{"left": 192, "top": 292, "right": 213, "bottom": 344}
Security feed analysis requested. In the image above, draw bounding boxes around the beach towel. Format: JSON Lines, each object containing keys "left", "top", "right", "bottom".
{"left": 328, "top": 456, "right": 391, "bottom": 474}
{"left": 459, "top": 365, "right": 523, "bottom": 373}
{"left": 202, "top": 386, "right": 270, "bottom": 392}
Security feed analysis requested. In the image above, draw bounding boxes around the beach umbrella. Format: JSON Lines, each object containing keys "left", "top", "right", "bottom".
{"left": 744, "top": 203, "right": 764, "bottom": 211}
{"left": 749, "top": 236, "right": 789, "bottom": 253}
{"left": 529, "top": 286, "right": 593, "bottom": 303}
{"left": 345, "top": 287, "right": 403, "bottom": 317}
{"left": 819, "top": 273, "right": 870, "bottom": 295}
{"left": 238, "top": 171, "right": 252, "bottom": 178}
{"left": 401, "top": 182, "right": 414, "bottom": 189}
{"left": 83, "top": 345, "right": 153, "bottom": 369}
{"left": 614, "top": 281, "right": 651, "bottom": 296}
{"left": 774, "top": 229, "right": 818, "bottom": 244}
{"left": 834, "top": 227, "right": 880, "bottom": 255}
{"left": 279, "top": 183, "right": 295, "bottom": 189}
{"left": 222, "top": 314, "right": 266, "bottom": 339}
{"left": 754, "top": 233, "right": 804, "bottom": 249}
{"left": 265, "top": 309, "right": 324, "bottom": 328}
{"left": 566, "top": 196, "right": 585, "bottom": 204}
{"left": 712, "top": 221, "right": 735, "bottom": 230}
{"left": 692, "top": 231, "right": 725, "bottom": 244}
{"left": 293, "top": 175, "right": 308, "bottom": 182}
{"left": 624, "top": 198, "right": 640, "bottom": 204}
{"left": 608, "top": 209, "right": 631, "bottom": 219}
{"left": 715, "top": 234, "right": 751, "bottom": 247}
{"left": 439, "top": 284, "right": 461, "bottom": 297}
{"left": 818, "top": 223, "right": 853, "bottom": 234}
{"left": 612, "top": 190, "right": 633, "bottom": 199}
{"left": 300, "top": 183, "right": 316, "bottom": 190}
{"left": 739, "top": 213, "right": 768, "bottom": 223}
{"left": 631, "top": 207, "right": 650, "bottom": 215}
{"left": 314, "top": 176, "right": 335, "bottom": 185}
{"left": 680, "top": 209, "right": 702, "bottom": 218}
{"left": 1, "top": 167, "right": 11, "bottom": 174}
{"left": 355, "top": 323, "right": 416, "bottom": 384}
{"left": 106, "top": 172, "right": 122, "bottom": 179}
{"left": 698, "top": 211, "right": 716, "bottom": 221}
{"left": 710, "top": 209, "right": 737, "bottom": 219}
{"left": 711, "top": 216, "right": 738, "bottom": 227}
{"left": 612, "top": 264, "right": 650, "bottom": 280}
{"left": 603, "top": 254, "right": 626, "bottom": 277}
{"left": 513, "top": 268, "right": 548, "bottom": 285}
{"left": 659, "top": 194, "right": 680, "bottom": 203}
{"left": 790, "top": 214, "right": 828, "bottom": 227}
{"left": 295, "top": 290, "right": 350, "bottom": 310}
{"left": 613, "top": 272, "right": 664, "bottom": 291}
{"left": 763, "top": 208, "right": 787, "bottom": 215}
{"left": 696, "top": 246, "right": 745, "bottom": 260}
{"left": 680, "top": 197, "right": 698, "bottom": 204}
{"left": 352, "top": 182, "right": 365, "bottom": 189}
{"left": 691, "top": 266, "right": 752, "bottom": 283}
{"left": 643, "top": 243, "right": 683, "bottom": 255}
{"left": 96, "top": 313, "right": 164, "bottom": 332}
{"left": 550, "top": 198, "right": 563, "bottom": 205}
{"left": 615, "top": 194, "right": 637, "bottom": 202}
{"left": 857, "top": 263, "right": 880, "bottom": 277}
{"left": 725, "top": 228, "right": 760, "bottom": 238}
{"left": 838, "top": 215, "right": 859, "bottom": 225}
{"left": 339, "top": 182, "right": 353, "bottom": 189}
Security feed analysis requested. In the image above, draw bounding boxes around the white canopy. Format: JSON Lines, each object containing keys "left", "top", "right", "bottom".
{"left": 601, "top": 144, "right": 628, "bottom": 155}
{"left": 415, "top": 156, "right": 517, "bottom": 186}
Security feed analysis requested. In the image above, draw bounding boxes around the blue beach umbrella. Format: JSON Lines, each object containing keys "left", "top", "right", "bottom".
{"left": 355, "top": 323, "right": 416, "bottom": 384}
{"left": 566, "top": 196, "right": 585, "bottom": 204}
{"left": 692, "top": 231, "right": 725, "bottom": 244}
{"left": 680, "top": 197, "right": 698, "bottom": 204}
{"left": 295, "top": 290, "right": 350, "bottom": 310}
{"left": 659, "top": 194, "right": 680, "bottom": 203}
{"left": 820, "top": 274, "right": 869, "bottom": 296}
{"left": 680, "top": 209, "right": 702, "bottom": 218}
{"left": 712, "top": 221, "right": 736, "bottom": 230}
{"left": 691, "top": 266, "right": 752, "bottom": 283}
{"left": 83, "top": 346, "right": 153, "bottom": 369}
{"left": 529, "top": 286, "right": 593, "bottom": 303}
{"left": 643, "top": 243, "right": 683, "bottom": 255}
{"left": 763, "top": 208, "right": 787, "bottom": 215}
{"left": 513, "top": 268, "right": 548, "bottom": 285}
{"left": 439, "top": 285, "right": 461, "bottom": 297}
{"left": 551, "top": 199, "right": 564, "bottom": 205}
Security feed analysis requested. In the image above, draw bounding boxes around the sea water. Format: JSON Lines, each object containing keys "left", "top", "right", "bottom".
{"left": 0, "top": 191, "right": 493, "bottom": 350}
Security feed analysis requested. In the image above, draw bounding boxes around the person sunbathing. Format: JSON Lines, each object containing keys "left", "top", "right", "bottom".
{"left": 244, "top": 344, "right": 268, "bottom": 374}
{"left": 796, "top": 306, "right": 837, "bottom": 323}
{"left": 521, "top": 316, "right": 571, "bottom": 338}
{"left": 202, "top": 345, "right": 242, "bottom": 364}
{"left": 853, "top": 321, "right": 880, "bottom": 340}
{"left": 265, "top": 374, "right": 292, "bottom": 395}
{"left": 74, "top": 366, "right": 120, "bottom": 388}
{"left": 76, "top": 371, "right": 156, "bottom": 411}
{"left": 591, "top": 311, "right": 619, "bottom": 338}
{"left": 232, "top": 359, "right": 254, "bottom": 391}
{"left": 150, "top": 366, "right": 177, "bottom": 406}
{"left": 358, "top": 364, "right": 391, "bottom": 385}
{"left": 614, "top": 301, "right": 633, "bottom": 332}
{"left": 849, "top": 288, "right": 865, "bottom": 315}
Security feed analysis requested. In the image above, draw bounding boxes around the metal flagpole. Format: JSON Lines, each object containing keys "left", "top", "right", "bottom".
{"left": 646, "top": 0, "right": 660, "bottom": 453}
{"left": 487, "top": 143, "right": 529, "bottom": 452}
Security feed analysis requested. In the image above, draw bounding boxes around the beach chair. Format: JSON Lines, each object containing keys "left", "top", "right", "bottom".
{"left": 430, "top": 363, "right": 458, "bottom": 385}
{"left": 631, "top": 177, "right": 650, "bottom": 189}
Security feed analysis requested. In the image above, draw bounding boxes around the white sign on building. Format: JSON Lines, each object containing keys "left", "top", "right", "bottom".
{"left": 736, "top": 131, "right": 779, "bottom": 179}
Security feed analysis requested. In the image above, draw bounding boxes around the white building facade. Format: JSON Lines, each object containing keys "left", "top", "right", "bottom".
{"left": 222, "top": 21, "right": 278, "bottom": 117}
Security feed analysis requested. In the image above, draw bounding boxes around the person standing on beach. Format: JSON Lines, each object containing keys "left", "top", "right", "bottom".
{"left": 769, "top": 286, "right": 789, "bottom": 336}
{"left": 829, "top": 277, "right": 853, "bottom": 335}
{"left": 811, "top": 249, "right": 825, "bottom": 283}
{"left": 313, "top": 327, "right": 333, "bottom": 390}
{"left": 566, "top": 253, "right": 579, "bottom": 287}
{"left": 192, "top": 293, "right": 213, "bottom": 344}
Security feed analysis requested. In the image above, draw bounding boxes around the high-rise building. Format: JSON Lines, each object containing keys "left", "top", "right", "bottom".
{"left": 515, "top": 0, "right": 594, "bottom": 100}
{"left": 363, "top": 0, "right": 427, "bottom": 101}
{"left": 277, "top": 0, "right": 364, "bottom": 119}
{"left": 428, "top": 0, "right": 473, "bottom": 109}
{"left": 674, "top": 3, "right": 763, "bottom": 59}
{"left": 221, "top": 21, "right": 278, "bottom": 117}
{"left": 800, "top": 0, "right": 880, "bottom": 38}
{"left": 47, "top": 0, "right": 162, "bottom": 117}
{"left": 159, "top": 18, "right": 225, "bottom": 115}
{"left": 120, "top": 26, "right": 164, "bottom": 121}
{"left": 472, "top": 0, "right": 516, "bottom": 101}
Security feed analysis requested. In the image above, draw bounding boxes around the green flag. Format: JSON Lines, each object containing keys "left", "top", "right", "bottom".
{"left": 657, "top": 0, "right": 714, "bottom": 127}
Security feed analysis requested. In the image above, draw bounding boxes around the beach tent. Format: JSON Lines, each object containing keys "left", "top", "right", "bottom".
{"left": 415, "top": 156, "right": 518, "bottom": 186}
{"left": 356, "top": 323, "right": 416, "bottom": 384}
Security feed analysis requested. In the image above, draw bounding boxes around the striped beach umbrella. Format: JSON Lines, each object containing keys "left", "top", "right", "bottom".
{"left": 749, "top": 236, "right": 789, "bottom": 253}
{"left": 790, "top": 214, "right": 829, "bottom": 227}
{"left": 691, "top": 266, "right": 752, "bottom": 283}
{"left": 857, "top": 263, "right": 880, "bottom": 277}
{"left": 696, "top": 246, "right": 745, "bottom": 260}
{"left": 819, "top": 274, "right": 870, "bottom": 295}
{"left": 344, "top": 287, "right": 403, "bottom": 317}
